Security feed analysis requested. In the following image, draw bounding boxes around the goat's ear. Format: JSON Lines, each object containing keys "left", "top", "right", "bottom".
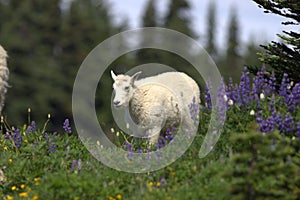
{"left": 111, "top": 70, "right": 117, "bottom": 81}
{"left": 131, "top": 71, "right": 142, "bottom": 85}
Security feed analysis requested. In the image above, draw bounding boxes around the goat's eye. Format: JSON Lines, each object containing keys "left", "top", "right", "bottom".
{"left": 124, "top": 86, "right": 130, "bottom": 91}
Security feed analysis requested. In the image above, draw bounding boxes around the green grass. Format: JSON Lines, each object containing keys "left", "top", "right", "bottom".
{"left": 0, "top": 101, "right": 300, "bottom": 200}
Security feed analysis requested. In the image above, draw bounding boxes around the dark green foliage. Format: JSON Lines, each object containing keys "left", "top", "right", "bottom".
{"left": 243, "top": 39, "right": 264, "bottom": 68}
{"left": 136, "top": 0, "right": 161, "bottom": 64}
{"left": 0, "top": 0, "right": 118, "bottom": 127}
{"left": 205, "top": 0, "right": 218, "bottom": 59}
{"left": 217, "top": 7, "right": 243, "bottom": 82}
{"left": 224, "top": 7, "right": 242, "bottom": 80}
{"left": 163, "top": 0, "right": 196, "bottom": 37}
{"left": 223, "top": 131, "right": 300, "bottom": 200}
{"left": 0, "top": 0, "right": 66, "bottom": 125}
{"left": 251, "top": 0, "right": 300, "bottom": 82}
{"left": 141, "top": 0, "right": 157, "bottom": 27}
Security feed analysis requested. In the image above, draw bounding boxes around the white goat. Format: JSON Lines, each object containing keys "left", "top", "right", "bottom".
{"left": 111, "top": 70, "right": 200, "bottom": 144}
{"left": 0, "top": 45, "right": 9, "bottom": 113}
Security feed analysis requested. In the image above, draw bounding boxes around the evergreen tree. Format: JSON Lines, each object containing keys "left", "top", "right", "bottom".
{"left": 205, "top": 0, "right": 218, "bottom": 60}
{"left": 243, "top": 38, "right": 264, "bottom": 68}
{"left": 223, "top": 131, "right": 300, "bottom": 199}
{"left": 0, "top": 0, "right": 66, "bottom": 126}
{"left": 0, "top": 0, "right": 119, "bottom": 128}
{"left": 142, "top": 0, "right": 157, "bottom": 27}
{"left": 163, "top": 0, "right": 195, "bottom": 37}
{"left": 251, "top": 0, "right": 300, "bottom": 83}
{"left": 221, "top": 6, "right": 242, "bottom": 81}
{"left": 60, "top": 0, "right": 118, "bottom": 126}
{"left": 153, "top": 0, "right": 197, "bottom": 72}
{"left": 136, "top": 0, "right": 161, "bottom": 64}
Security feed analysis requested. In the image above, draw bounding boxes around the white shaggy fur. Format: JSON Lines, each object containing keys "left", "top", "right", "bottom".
{"left": 0, "top": 45, "right": 9, "bottom": 113}
{"left": 111, "top": 70, "right": 200, "bottom": 144}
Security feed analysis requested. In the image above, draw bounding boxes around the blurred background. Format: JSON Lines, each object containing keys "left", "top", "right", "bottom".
{"left": 0, "top": 0, "right": 292, "bottom": 130}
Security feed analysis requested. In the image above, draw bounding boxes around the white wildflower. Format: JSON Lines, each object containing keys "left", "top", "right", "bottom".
{"left": 260, "top": 93, "right": 265, "bottom": 100}
{"left": 116, "top": 131, "right": 120, "bottom": 137}
{"left": 110, "top": 128, "right": 115, "bottom": 133}
{"left": 126, "top": 123, "right": 130, "bottom": 129}
{"left": 228, "top": 99, "right": 234, "bottom": 106}
{"left": 223, "top": 95, "right": 228, "bottom": 102}
{"left": 250, "top": 110, "right": 255, "bottom": 116}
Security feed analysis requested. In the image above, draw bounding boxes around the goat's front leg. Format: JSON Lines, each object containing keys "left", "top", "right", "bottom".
{"left": 147, "top": 126, "right": 161, "bottom": 146}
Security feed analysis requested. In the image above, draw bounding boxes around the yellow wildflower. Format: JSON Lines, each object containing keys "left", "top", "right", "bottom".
{"left": 20, "top": 184, "right": 25, "bottom": 189}
{"left": 9, "top": 158, "right": 12, "bottom": 163}
{"left": 167, "top": 166, "right": 173, "bottom": 171}
{"left": 11, "top": 186, "right": 17, "bottom": 191}
{"left": 34, "top": 177, "right": 40, "bottom": 185}
{"left": 24, "top": 139, "right": 28, "bottom": 143}
{"left": 32, "top": 194, "right": 38, "bottom": 200}
{"left": 6, "top": 195, "right": 13, "bottom": 200}
{"left": 34, "top": 177, "right": 40, "bottom": 182}
{"left": 148, "top": 181, "right": 154, "bottom": 187}
{"left": 116, "top": 194, "right": 122, "bottom": 200}
{"left": 19, "top": 192, "right": 28, "bottom": 198}
{"left": 4, "top": 146, "right": 8, "bottom": 151}
{"left": 156, "top": 182, "right": 161, "bottom": 187}
{"left": 108, "top": 196, "right": 116, "bottom": 200}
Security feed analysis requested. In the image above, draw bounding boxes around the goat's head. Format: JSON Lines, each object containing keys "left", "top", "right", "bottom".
{"left": 111, "top": 70, "right": 141, "bottom": 107}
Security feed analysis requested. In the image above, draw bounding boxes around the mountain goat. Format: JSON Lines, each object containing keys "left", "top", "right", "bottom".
{"left": 0, "top": 45, "right": 9, "bottom": 113}
{"left": 111, "top": 70, "right": 200, "bottom": 144}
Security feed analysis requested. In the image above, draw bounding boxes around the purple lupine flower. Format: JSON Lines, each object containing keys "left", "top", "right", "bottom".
{"left": 48, "top": 144, "right": 57, "bottom": 153}
{"left": 271, "top": 111, "right": 283, "bottom": 131}
{"left": 44, "top": 132, "right": 57, "bottom": 153}
{"left": 217, "top": 79, "right": 227, "bottom": 126}
{"left": 239, "top": 67, "right": 251, "bottom": 106}
{"left": 204, "top": 80, "right": 212, "bottom": 110}
{"left": 256, "top": 110, "right": 276, "bottom": 133}
{"left": 156, "top": 137, "right": 167, "bottom": 149}
{"left": 123, "top": 141, "right": 133, "bottom": 151}
{"left": 268, "top": 95, "right": 276, "bottom": 113}
{"left": 12, "top": 128, "right": 22, "bottom": 149}
{"left": 164, "top": 128, "right": 175, "bottom": 141}
{"left": 255, "top": 110, "right": 263, "bottom": 124}
{"left": 258, "top": 116, "right": 275, "bottom": 133}
{"left": 71, "top": 159, "right": 82, "bottom": 173}
{"left": 279, "top": 73, "right": 291, "bottom": 100}
{"left": 269, "top": 71, "right": 276, "bottom": 94}
{"left": 282, "top": 114, "right": 295, "bottom": 133}
{"left": 263, "top": 71, "right": 275, "bottom": 96}
{"left": 296, "top": 121, "right": 300, "bottom": 139}
{"left": 252, "top": 66, "right": 266, "bottom": 96}
{"left": 137, "top": 149, "right": 143, "bottom": 153}
{"left": 292, "top": 83, "right": 300, "bottom": 106}
{"left": 188, "top": 96, "right": 200, "bottom": 125}
{"left": 227, "top": 78, "right": 239, "bottom": 103}
{"left": 26, "top": 121, "right": 36, "bottom": 133}
{"left": 160, "top": 177, "right": 167, "bottom": 185}
{"left": 63, "top": 119, "right": 72, "bottom": 134}
{"left": 4, "top": 134, "right": 10, "bottom": 140}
